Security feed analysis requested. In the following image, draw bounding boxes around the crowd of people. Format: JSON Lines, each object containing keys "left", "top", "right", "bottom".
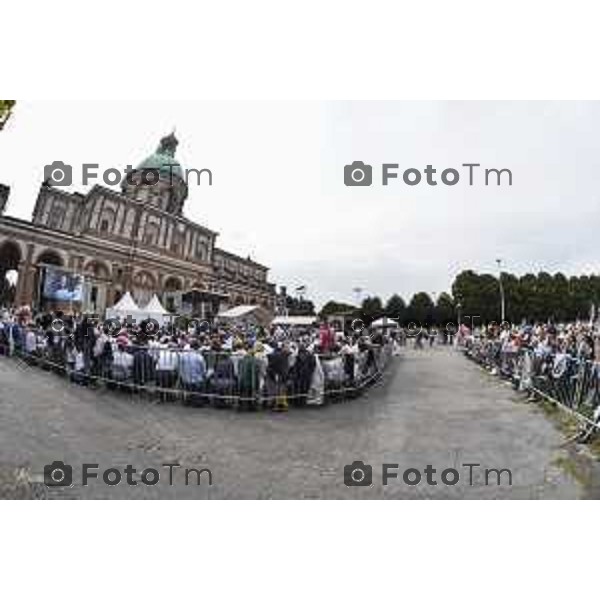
{"left": 393, "top": 325, "right": 456, "bottom": 349}
{"left": 460, "top": 321, "right": 599, "bottom": 373}
{"left": 0, "top": 307, "right": 394, "bottom": 411}
{"left": 460, "top": 321, "right": 600, "bottom": 437}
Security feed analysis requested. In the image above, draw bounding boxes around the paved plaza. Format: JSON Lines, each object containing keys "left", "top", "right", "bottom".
{"left": 0, "top": 347, "right": 585, "bottom": 499}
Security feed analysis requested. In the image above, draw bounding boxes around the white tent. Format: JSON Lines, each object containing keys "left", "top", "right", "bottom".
{"left": 217, "top": 304, "right": 270, "bottom": 326}
{"left": 140, "top": 294, "right": 170, "bottom": 327}
{"left": 218, "top": 305, "right": 259, "bottom": 319}
{"left": 271, "top": 315, "right": 317, "bottom": 327}
{"left": 106, "top": 292, "right": 172, "bottom": 328}
{"left": 106, "top": 292, "right": 141, "bottom": 321}
{"left": 370, "top": 317, "right": 399, "bottom": 328}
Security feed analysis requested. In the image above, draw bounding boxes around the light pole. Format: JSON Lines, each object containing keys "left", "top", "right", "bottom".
{"left": 352, "top": 287, "right": 363, "bottom": 308}
{"left": 496, "top": 258, "right": 506, "bottom": 322}
{"left": 453, "top": 300, "right": 462, "bottom": 346}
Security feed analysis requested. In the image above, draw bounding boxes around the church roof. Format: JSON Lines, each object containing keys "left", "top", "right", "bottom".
{"left": 137, "top": 132, "right": 184, "bottom": 180}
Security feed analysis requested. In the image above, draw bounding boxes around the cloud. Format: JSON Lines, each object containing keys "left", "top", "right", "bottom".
{"left": 1, "top": 101, "right": 599, "bottom": 308}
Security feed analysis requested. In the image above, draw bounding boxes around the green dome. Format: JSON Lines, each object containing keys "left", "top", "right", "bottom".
{"left": 137, "top": 132, "right": 184, "bottom": 180}
{"left": 137, "top": 152, "right": 183, "bottom": 179}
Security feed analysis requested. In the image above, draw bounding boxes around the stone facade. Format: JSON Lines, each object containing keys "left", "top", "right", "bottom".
{"left": 0, "top": 134, "right": 276, "bottom": 318}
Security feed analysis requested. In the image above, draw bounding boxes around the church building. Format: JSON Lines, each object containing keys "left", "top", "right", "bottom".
{"left": 0, "top": 133, "right": 276, "bottom": 319}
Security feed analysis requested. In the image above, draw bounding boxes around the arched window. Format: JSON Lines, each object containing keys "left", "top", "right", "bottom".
{"left": 164, "top": 276, "right": 182, "bottom": 292}
{"left": 84, "top": 260, "right": 110, "bottom": 280}
{"left": 36, "top": 250, "right": 63, "bottom": 267}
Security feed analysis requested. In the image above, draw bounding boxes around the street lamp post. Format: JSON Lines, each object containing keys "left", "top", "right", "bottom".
{"left": 454, "top": 301, "right": 462, "bottom": 346}
{"left": 496, "top": 258, "right": 506, "bottom": 322}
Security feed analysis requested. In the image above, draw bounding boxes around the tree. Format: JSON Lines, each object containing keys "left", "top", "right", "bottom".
{"left": 452, "top": 270, "right": 505, "bottom": 324}
{"left": 385, "top": 294, "right": 406, "bottom": 322}
{"left": 285, "top": 296, "right": 315, "bottom": 316}
{"left": 360, "top": 296, "right": 384, "bottom": 322}
{"left": 319, "top": 300, "right": 357, "bottom": 318}
{"left": 449, "top": 269, "right": 600, "bottom": 325}
{"left": 435, "top": 292, "right": 455, "bottom": 326}
{"left": 406, "top": 292, "right": 434, "bottom": 325}
{"left": 518, "top": 273, "right": 538, "bottom": 322}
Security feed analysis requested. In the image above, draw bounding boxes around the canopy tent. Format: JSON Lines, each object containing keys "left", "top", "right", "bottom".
{"left": 105, "top": 291, "right": 142, "bottom": 324}
{"left": 141, "top": 294, "right": 169, "bottom": 320}
{"left": 370, "top": 317, "right": 399, "bottom": 328}
{"left": 271, "top": 315, "right": 317, "bottom": 327}
{"left": 106, "top": 292, "right": 171, "bottom": 327}
{"left": 139, "top": 294, "right": 171, "bottom": 327}
{"left": 218, "top": 305, "right": 258, "bottom": 319}
{"left": 217, "top": 304, "right": 270, "bottom": 327}
{"left": 106, "top": 292, "right": 140, "bottom": 315}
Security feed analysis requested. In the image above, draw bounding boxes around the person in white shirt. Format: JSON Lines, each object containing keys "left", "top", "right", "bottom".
{"left": 25, "top": 326, "right": 38, "bottom": 360}
{"left": 111, "top": 344, "right": 135, "bottom": 389}
{"left": 156, "top": 340, "right": 180, "bottom": 401}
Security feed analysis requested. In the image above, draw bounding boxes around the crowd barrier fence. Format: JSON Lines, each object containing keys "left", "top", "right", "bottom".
{"left": 0, "top": 335, "right": 394, "bottom": 411}
{"left": 463, "top": 338, "right": 600, "bottom": 441}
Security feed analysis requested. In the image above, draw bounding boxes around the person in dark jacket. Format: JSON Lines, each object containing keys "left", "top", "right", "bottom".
{"left": 342, "top": 352, "right": 355, "bottom": 387}
{"left": 0, "top": 325, "right": 8, "bottom": 356}
{"left": 237, "top": 351, "right": 261, "bottom": 410}
{"left": 267, "top": 343, "right": 290, "bottom": 411}
{"left": 132, "top": 340, "right": 156, "bottom": 394}
{"left": 290, "top": 345, "right": 316, "bottom": 406}
{"left": 211, "top": 353, "right": 237, "bottom": 408}
{"left": 73, "top": 316, "right": 95, "bottom": 379}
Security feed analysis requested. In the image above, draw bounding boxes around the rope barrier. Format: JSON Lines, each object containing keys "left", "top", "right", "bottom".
{"left": 0, "top": 341, "right": 395, "bottom": 410}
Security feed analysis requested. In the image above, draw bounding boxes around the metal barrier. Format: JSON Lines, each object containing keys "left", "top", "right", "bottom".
{"left": 463, "top": 338, "right": 600, "bottom": 441}
{"left": 0, "top": 334, "right": 394, "bottom": 411}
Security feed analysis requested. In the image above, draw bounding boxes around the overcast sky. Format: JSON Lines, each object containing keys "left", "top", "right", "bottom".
{"left": 1, "top": 101, "right": 599, "bottom": 308}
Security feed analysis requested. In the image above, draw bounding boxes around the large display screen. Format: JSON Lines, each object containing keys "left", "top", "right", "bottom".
{"left": 42, "top": 266, "right": 84, "bottom": 302}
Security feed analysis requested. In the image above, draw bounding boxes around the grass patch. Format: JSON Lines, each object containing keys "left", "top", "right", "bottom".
{"left": 552, "top": 454, "right": 592, "bottom": 488}
{"left": 588, "top": 435, "right": 600, "bottom": 459}
{"left": 531, "top": 395, "right": 600, "bottom": 492}
{"left": 534, "top": 396, "right": 580, "bottom": 437}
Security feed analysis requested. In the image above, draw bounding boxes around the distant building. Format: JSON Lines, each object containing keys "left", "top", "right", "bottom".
{"left": 0, "top": 133, "right": 276, "bottom": 318}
